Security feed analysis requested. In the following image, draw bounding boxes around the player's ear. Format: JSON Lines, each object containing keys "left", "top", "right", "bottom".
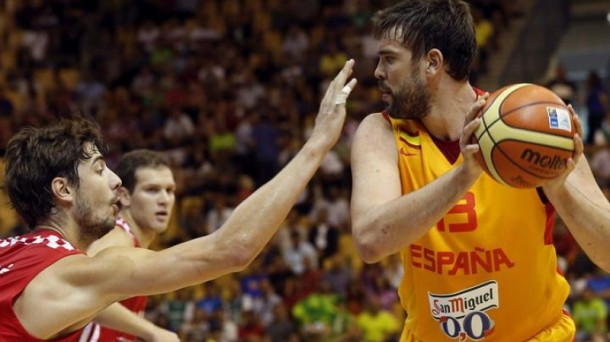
{"left": 118, "top": 187, "right": 131, "bottom": 207}
{"left": 426, "top": 48, "right": 443, "bottom": 75}
{"left": 51, "top": 177, "right": 73, "bottom": 205}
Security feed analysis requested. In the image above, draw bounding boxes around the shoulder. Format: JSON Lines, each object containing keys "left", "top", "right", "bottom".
{"left": 359, "top": 112, "right": 392, "bottom": 128}
{"left": 351, "top": 113, "right": 401, "bottom": 179}
{"left": 87, "top": 226, "right": 136, "bottom": 256}
{"left": 354, "top": 112, "right": 394, "bottom": 144}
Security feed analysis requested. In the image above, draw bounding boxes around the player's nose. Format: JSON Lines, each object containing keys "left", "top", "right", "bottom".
{"left": 108, "top": 169, "right": 122, "bottom": 191}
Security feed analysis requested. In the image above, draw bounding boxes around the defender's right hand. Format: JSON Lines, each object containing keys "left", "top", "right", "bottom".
{"left": 309, "top": 59, "right": 358, "bottom": 150}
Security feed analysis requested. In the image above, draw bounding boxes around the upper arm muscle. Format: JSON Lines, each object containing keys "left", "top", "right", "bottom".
{"left": 350, "top": 113, "right": 403, "bottom": 226}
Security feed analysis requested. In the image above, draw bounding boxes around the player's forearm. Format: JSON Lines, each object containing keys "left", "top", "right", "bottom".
{"left": 546, "top": 180, "right": 610, "bottom": 272}
{"left": 212, "top": 139, "right": 330, "bottom": 266}
{"left": 151, "top": 139, "right": 333, "bottom": 287}
{"left": 353, "top": 164, "right": 479, "bottom": 263}
{"left": 94, "top": 303, "right": 159, "bottom": 340}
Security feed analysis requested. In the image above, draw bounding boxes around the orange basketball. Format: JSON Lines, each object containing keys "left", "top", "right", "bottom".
{"left": 472, "top": 83, "right": 575, "bottom": 188}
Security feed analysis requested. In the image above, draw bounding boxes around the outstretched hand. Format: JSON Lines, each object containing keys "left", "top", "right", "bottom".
{"left": 309, "top": 59, "right": 358, "bottom": 150}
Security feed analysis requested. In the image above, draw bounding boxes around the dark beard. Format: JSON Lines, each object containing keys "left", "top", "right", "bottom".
{"left": 385, "top": 73, "right": 431, "bottom": 120}
{"left": 74, "top": 195, "right": 115, "bottom": 246}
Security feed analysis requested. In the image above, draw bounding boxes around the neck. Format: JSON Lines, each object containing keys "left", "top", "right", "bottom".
{"left": 120, "top": 211, "right": 156, "bottom": 248}
{"left": 422, "top": 79, "right": 477, "bottom": 141}
{"left": 36, "top": 224, "right": 68, "bottom": 238}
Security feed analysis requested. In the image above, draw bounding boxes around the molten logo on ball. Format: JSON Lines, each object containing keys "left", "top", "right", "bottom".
{"left": 520, "top": 149, "right": 568, "bottom": 171}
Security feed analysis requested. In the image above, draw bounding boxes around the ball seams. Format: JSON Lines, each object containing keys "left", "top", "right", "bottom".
{"left": 483, "top": 101, "right": 568, "bottom": 133}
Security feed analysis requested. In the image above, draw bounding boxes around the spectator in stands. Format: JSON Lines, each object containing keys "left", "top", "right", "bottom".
{"left": 208, "top": 307, "right": 239, "bottom": 342}
{"left": 310, "top": 184, "right": 350, "bottom": 230}
{"left": 196, "top": 281, "right": 224, "bottom": 316}
{"left": 572, "top": 285, "right": 607, "bottom": 342}
{"left": 248, "top": 279, "right": 283, "bottom": 327}
{"left": 473, "top": 7, "right": 494, "bottom": 75}
{"left": 292, "top": 280, "right": 338, "bottom": 340}
{"left": 159, "top": 288, "right": 196, "bottom": 333}
{"left": 320, "top": 42, "right": 350, "bottom": 79}
{"left": 585, "top": 70, "right": 609, "bottom": 145}
{"left": 308, "top": 207, "right": 340, "bottom": 266}
{"left": 282, "top": 24, "right": 310, "bottom": 61}
{"left": 284, "top": 229, "right": 318, "bottom": 276}
{"left": 179, "top": 308, "right": 210, "bottom": 341}
{"left": 75, "top": 70, "right": 107, "bottom": 117}
{"left": 163, "top": 105, "right": 195, "bottom": 147}
{"left": 0, "top": 88, "right": 14, "bottom": 117}
{"left": 238, "top": 309, "right": 265, "bottom": 341}
{"left": 546, "top": 63, "right": 578, "bottom": 106}
{"left": 205, "top": 194, "right": 235, "bottom": 234}
{"left": 251, "top": 109, "right": 281, "bottom": 186}
{"left": 590, "top": 146, "right": 610, "bottom": 188}
{"left": 266, "top": 303, "right": 298, "bottom": 342}
{"left": 355, "top": 296, "right": 400, "bottom": 342}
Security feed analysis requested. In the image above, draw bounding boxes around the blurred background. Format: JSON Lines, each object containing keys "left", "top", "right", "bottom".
{"left": 0, "top": 0, "right": 609, "bottom": 341}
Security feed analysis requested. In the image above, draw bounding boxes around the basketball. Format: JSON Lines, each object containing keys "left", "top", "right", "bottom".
{"left": 472, "top": 83, "right": 575, "bottom": 188}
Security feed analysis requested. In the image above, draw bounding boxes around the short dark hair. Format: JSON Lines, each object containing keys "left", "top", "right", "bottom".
{"left": 114, "top": 149, "right": 171, "bottom": 193}
{"left": 372, "top": 0, "right": 476, "bottom": 81}
{"left": 4, "top": 117, "right": 108, "bottom": 228}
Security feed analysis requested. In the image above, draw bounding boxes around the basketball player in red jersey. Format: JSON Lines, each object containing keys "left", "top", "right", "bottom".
{"left": 350, "top": 1, "right": 610, "bottom": 341}
{"left": 0, "top": 60, "right": 356, "bottom": 341}
{"left": 79, "top": 149, "right": 178, "bottom": 341}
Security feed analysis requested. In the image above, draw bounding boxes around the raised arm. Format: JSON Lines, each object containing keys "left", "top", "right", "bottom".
{"left": 106, "top": 59, "right": 358, "bottom": 293}
{"left": 350, "top": 97, "right": 487, "bottom": 263}
{"left": 14, "top": 60, "right": 357, "bottom": 339}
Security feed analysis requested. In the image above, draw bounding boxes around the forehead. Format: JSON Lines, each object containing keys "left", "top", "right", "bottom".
{"left": 134, "top": 166, "right": 175, "bottom": 186}
{"left": 377, "top": 36, "right": 412, "bottom": 58}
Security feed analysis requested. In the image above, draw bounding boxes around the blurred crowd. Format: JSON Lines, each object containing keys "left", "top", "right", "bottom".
{"left": 0, "top": 0, "right": 591, "bottom": 341}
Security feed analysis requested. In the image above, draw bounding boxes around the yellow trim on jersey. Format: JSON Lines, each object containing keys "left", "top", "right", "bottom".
{"left": 399, "top": 131, "right": 421, "bottom": 147}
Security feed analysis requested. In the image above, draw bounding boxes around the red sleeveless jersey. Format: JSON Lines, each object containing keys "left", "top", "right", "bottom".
{"left": 79, "top": 218, "right": 148, "bottom": 342}
{"left": 0, "top": 230, "right": 83, "bottom": 341}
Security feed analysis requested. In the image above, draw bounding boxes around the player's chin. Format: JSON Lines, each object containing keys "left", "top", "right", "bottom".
{"left": 153, "top": 224, "right": 170, "bottom": 234}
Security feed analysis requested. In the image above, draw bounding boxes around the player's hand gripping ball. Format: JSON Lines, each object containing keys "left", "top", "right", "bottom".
{"left": 471, "top": 83, "right": 575, "bottom": 188}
